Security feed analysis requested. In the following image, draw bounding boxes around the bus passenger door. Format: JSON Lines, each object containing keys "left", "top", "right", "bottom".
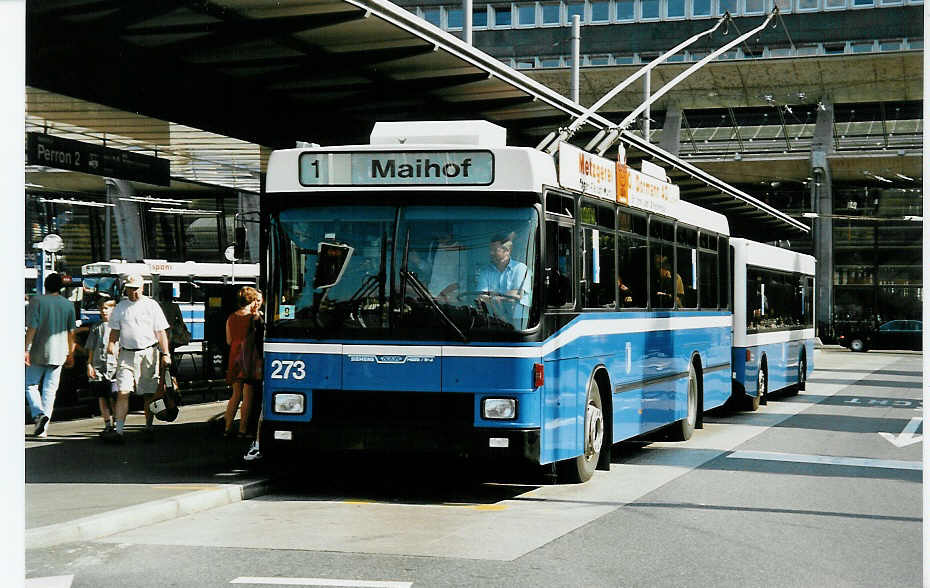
{"left": 540, "top": 213, "right": 582, "bottom": 463}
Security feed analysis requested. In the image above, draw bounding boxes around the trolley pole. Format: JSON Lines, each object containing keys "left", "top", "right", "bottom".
{"left": 462, "top": 0, "right": 472, "bottom": 45}
{"left": 570, "top": 15, "right": 580, "bottom": 104}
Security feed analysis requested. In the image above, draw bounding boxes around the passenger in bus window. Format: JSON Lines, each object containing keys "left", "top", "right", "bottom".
{"left": 617, "top": 274, "right": 634, "bottom": 307}
{"left": 475, "top": 232, "right": 531, "bottom": 326}
{"left": 653, "top": 254, "right": 684, "bottom": 308}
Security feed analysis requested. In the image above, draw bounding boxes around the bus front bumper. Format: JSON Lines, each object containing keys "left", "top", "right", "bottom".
{"left": 260, "top": 422, "right": 541, "bottom": 463}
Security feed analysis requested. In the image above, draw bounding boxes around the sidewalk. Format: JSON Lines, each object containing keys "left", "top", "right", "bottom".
{"left": 25, "top": 401, "right": 270, "bottom": 550}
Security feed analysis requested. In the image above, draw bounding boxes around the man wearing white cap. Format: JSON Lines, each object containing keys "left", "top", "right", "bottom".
{"left": 106, "top": 274, "right": 171, "bottom": 443}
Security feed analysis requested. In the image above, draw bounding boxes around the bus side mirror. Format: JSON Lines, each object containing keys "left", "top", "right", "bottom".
{"left": 313, "top": 242, "right": 354, "bottom": 289}
{"left": 233, "top": 226, "right": 247, "bottom": 260}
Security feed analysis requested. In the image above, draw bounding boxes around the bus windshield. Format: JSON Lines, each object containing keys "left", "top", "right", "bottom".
{"left": 268, "top": 203, "right": 539, "bottom": 340}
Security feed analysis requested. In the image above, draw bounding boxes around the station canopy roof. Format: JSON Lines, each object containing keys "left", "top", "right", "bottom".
{"left": 27, "top": 0, "right": 808, "bottom": 237}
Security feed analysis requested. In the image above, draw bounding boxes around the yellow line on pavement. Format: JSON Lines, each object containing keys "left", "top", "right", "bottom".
{"left": 151, "top": 485, "right": 220, "bottom": 491}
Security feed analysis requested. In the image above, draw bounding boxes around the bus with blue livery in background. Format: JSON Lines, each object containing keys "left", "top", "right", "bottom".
{"left": 80, "top": 259, "right": 259, "bottom": 347}
{"left": 730, "top": 238, "right": 815, "bottom": 410}
{"left": 259, "top": 120, "right": 735, "bottom": 483}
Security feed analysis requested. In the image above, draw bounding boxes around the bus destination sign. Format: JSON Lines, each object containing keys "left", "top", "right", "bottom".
{"left": 299, "top": 151, "right": 494, "bottom": 186}
{"left": 26, "top": 132, "right": 170, "bottom": 186}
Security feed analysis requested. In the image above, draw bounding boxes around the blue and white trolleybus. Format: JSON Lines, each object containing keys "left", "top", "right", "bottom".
{"left": 730, "top": 238, "right": 816, "bottom": 410}
{"left": 260, "top": 121, "right": 736, "bottom": 482}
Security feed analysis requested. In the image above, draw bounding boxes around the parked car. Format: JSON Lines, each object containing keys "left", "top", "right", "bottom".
{"left": 838, "top": 319, "right": 923, "bottom": 352}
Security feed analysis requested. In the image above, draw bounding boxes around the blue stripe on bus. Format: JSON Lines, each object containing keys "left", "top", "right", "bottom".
{"left": 262, "top": 311, "right": 733, "bottom": 464}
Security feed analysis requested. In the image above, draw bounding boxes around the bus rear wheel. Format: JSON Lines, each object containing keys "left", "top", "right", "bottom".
{"left": 788, "top": 354, "right": 806, "bottom": 396}
{"left": 557, "top": 378, "right": 603, "bottom": 484}
{"left": 669, "top": 362, "right": 698, "bottom": 441}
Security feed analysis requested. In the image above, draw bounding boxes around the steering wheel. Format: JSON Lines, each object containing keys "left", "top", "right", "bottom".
{"left": 457, "top": 290, "right": 521, "bottom": 302}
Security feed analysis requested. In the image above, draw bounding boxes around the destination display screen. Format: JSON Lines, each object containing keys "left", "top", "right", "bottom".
{"left": 298, "top": 151, "right": 494, "bottom": 186}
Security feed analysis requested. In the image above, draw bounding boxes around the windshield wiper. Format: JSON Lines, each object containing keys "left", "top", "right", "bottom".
{"left": 399, "top": 228, "right": 468, "bottom": 343}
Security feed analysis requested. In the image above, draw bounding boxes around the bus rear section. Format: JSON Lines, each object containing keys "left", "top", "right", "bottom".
{"left": 731, "top": 238, "right": 816, "bottom": 410}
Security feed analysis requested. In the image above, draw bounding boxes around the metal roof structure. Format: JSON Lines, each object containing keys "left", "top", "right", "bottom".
{"left": 27, "top": 0, "right": 808, "bottom": 236}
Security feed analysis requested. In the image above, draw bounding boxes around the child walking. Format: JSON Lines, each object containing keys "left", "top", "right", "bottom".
{"left": 85, "top": 298, "right": 118, "bottom": 435}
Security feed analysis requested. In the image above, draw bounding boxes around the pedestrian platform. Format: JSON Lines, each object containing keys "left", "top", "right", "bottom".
{"left": 25, "top": 401, "right": 269, "bottom": 549}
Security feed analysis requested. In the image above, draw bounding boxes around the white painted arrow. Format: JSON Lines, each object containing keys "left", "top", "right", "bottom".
{"left": 879, "top": 417, "right": 923, "bottom": 447}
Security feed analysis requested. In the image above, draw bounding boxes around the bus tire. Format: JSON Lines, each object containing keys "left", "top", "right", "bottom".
{"left": 757, "top": 359, "right": 768, "bottom": 406}
{"left": 788, "top": 353, "right": 806, "bottom": 395}
{"left": 557, "top": 377, "right": 604, "bottom": 484}
{"left": 849, "top": 337, "right": 867, "bottom": 352}
{"left": 669, "top": 362, "right": 698, "bottom": 441}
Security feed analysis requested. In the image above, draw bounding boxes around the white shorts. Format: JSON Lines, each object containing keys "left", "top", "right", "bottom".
{"left": 115, "top": 347, "right": 159, "bottom": 396}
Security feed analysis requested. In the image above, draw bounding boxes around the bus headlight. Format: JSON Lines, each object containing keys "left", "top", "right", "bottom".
{"left": 483, "top": 398, "right": 517, "bottom": 420}
{"left": 273, "top": 393, "right": 305, "bottom": 414}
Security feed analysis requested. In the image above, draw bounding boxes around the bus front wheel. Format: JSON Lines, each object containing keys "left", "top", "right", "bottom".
{"left": 557, "top": 378, "right": 604, "bottom": 484}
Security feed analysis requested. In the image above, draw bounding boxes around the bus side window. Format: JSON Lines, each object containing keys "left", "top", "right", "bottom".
{"left": 545, "top": 220, "right": 574, "bottom": 308}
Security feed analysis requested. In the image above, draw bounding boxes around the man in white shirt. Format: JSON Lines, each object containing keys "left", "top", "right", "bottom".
{"left": 106, "top": 274, "right": 171, "bottom": 443}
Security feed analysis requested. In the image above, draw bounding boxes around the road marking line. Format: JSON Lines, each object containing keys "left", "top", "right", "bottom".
{"left": 727, "top": 450, "right": 921, "bottom": 470}
{"left": 230, "top": 577, "right": 412, "bottom": 587}
{"left": 25, "top": 575, "right": 74, "bottom": 588}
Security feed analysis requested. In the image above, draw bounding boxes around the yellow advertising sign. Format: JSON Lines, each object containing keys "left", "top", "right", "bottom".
{"left": 615, "top": 163, "right": 679, "bottom": 215}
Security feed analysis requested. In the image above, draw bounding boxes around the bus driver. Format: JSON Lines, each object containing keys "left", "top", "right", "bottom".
{"left": 475, "top": 232, "right": 531, "bottom": 327}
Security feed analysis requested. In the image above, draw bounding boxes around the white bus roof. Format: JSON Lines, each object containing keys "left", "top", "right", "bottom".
{"left": 82, "top": 259, "right": 260, "bottom": 279}
{"left": 730, "top": 238, "right": 816, "bottom": 275}
{"left": 266, "top": 120, "right": 728, "bottom": 235}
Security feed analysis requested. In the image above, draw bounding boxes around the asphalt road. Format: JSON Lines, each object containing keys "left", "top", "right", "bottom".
{"left": 25, "top": 348, "right": 923, "bottom": 588}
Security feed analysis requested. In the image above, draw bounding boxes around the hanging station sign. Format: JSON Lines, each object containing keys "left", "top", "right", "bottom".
{"left": 26, "top": 132, "right": 170, "bottom": 186}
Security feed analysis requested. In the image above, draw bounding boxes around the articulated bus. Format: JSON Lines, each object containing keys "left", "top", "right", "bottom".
{"left": 730, "top": 238, "right": 816, "bottom": 410}
{"left": 80, "top": 259, "right": 259, "bottom": 344}
{"left": 259, "top": 120, "right": 735, "bottom": 482}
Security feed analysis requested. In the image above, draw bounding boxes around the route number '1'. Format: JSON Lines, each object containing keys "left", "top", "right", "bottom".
{"left": 270, "top": 359, "right": 307, "bottom": 380}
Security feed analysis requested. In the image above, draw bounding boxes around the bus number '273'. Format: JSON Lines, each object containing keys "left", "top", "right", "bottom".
{"left": 270, "top": 359, "right": 307, "bottom": 380}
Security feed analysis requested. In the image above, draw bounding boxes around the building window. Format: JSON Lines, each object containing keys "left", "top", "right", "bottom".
{"left": 692, "top": 0, "right": 712, "bottom": 16}
{"left": 422, "top": 7, "right": 441, "bottom": 26}
{"left": 823, "top": 42, "right": 846, "bottom": 54}
{"left": 667, "top": 52, "right": 686, "bottom": 61}
{"left": 588, "top": 54, "right": 611, "bottom": 65}
{"left": 852, "top": 0, "right": 874, "bottom": 5}
{"left": 473, "top": 6, "right": 488, "bottom": 27}
{"left": 745, "top": 0, "right": 765, "bottom": 12}
{"left": 591, "top": 1, "right": 610, "bottom": 21}
{"left": 879, "top": 39, "right": 902, "bottom": 51}
{"left": 615, "top": 54, "right": 635, "bottom": 64}
{"left": 908, "top": 38, "right": 923, "bottom": 49}
{"left": 617, "top": 0, "right": 635, "bottom": 19}
{"left": 795, "top": 44, "right": 819, "bottom": 55}
{"left": 542, "top": 2, "right": 561, "bottom": 23}
{"left": 516, "top": 57, "right": 536, "bottom": 68}
{"left": 798, "top": 0, "right": 820, "bottom": 9}
{"left": 566, "top": 2, "right": 585, "bottom": 22}
{"left": 447, "top": 7, "right": 464, "bottom": 28}
{"left": 667, "top": 0, "right": 686, "bottom": 16}
{"left": 773, "top": 0, "right": 792, "bottom": 11}
{"left": 851, "top": 41, "right": 874, "bottom": 52}
{"left": 492, "top": 5, "right": 513, "bottom": 26}
{"left": 516, "top": 3, "right": 536, "bottom": 25}
{"left": 718, "top": 0, "right": 738, "bottom": 14}
{"left": 540, "top": 56, "right": 562, "bottom": 67}
{"left": 768, "top": 46, "right": 793, "bottom": 57}
{"left": 825, "top": 0, "right": 846, "bottom": 7}
{"left": 642, "top": 0, "right": 660, "bottom": 18}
